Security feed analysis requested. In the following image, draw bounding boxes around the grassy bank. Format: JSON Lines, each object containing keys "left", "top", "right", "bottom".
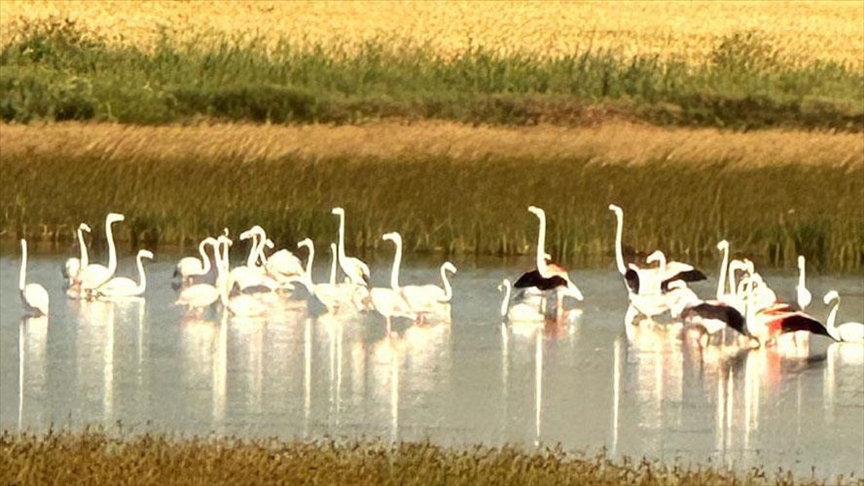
{"left": 1, "top": 19, "right": 862, "bottom": 130}
{"left": 2, "top": 123, "right": 861, "bottom": 271}
{"left": 0, "top": 430, "right": 838, "bottom": 485}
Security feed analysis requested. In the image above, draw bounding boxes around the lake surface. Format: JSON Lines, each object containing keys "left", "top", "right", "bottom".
{"left": 1, "top": 251, "right": 863, "bottom": 478}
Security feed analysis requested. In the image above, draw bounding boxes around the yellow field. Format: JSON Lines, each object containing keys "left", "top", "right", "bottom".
{"left": 1, "top": 1, "right": 862, "bottom": 68}
{"left": 2, "top": 121, "right": 861, "bottom": 168}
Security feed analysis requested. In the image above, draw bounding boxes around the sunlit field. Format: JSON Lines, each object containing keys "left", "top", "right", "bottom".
{"left": 2, "top": 1, "right": 862, "bottom": 68}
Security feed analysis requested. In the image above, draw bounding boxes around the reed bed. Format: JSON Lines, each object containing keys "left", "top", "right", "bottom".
{"left": 1, "top": 19, "right": 862, "bottom": 130}
{"left": 2, "top": 123, "right": 861, "bottom": 272}
{"left": 0, "top": 429, "right": 845, "bottom": 486}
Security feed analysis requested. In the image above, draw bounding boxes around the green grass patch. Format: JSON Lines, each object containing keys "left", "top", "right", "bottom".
{"left": 1, "top": 149, "right": 861, "bottom": 272}
{"left": 1, "top": 19, "right": 862, "bottom": 130}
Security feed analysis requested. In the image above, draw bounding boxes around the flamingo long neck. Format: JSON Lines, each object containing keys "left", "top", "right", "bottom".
{"left": 717, "top": 245, "right": 729, "bottom": 300}
{"left": 500, "top": 280, "right": 512, "bottom": 317}
{"left": 255, "top": 230, "right": 269, "bottom": 266}
{"left": 245, "top": 233, "right": 259, "bottom": 267}
{"left": 826, "top": 298, "right": 840, "bottom": 339}
{"left": 199, "top": 239, "right": 211, "bottom": 274}
{"left": 215, "top": 247, "right": 230, "bottom": 306}
{"left": 106, "top": 219, "right": 119, "bottom": 275}
{"left": 390, "top": 238, "right": 402, "bottom": 289}
{"left": 656, "top": 251, "right": 667, "bottom": 274}
{"left": 337, "top": 213, "right": 347, "bottom": 263}
{"left": 78, "top": 227, "right": 89, "bottom": 268}
{"left": 613, "top": 210, "right": 625, "bottom": 275}
{"left": 19, "top": 240, "right": 27, "bottom": 291}
{"left": 328, "top": 244, "right": 337, "bottom": 285}
{"left": 797, "top": 259, "right": 806, "bottom": 293}
{"left": 440, "top": 265, "right": 453, "bottom": 301}
{"left": 135, "top": 253, "right": 147, "bottom": 293}
{"left": 535, "top": 211, "right": 548, "bottom": 276}
{"left": 302, "top": 241, "right": 315, "bottom": 276}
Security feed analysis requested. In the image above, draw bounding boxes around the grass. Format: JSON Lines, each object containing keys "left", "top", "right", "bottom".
{"left": 0, "top": 19, "right": 862, "bottom": 130}
{"left": 1, "top": 123, "right": 861, "bottom": 272}
{"left": 0, "top": 429, "right": 847, "bottom": 485}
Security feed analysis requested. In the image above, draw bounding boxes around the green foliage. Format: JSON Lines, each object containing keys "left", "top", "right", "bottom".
{"left": 1, "top": 19, "right": 862, "bottom": 129}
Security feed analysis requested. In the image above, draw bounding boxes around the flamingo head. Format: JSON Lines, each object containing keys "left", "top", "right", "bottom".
{"left": 498, "top": 278, "right": 511, "bottom": 292}
{"left": 608, "top": 204, "right": 622, "bottom": 216}
{"left": 107, "top": 213, "right": 125, "bottom": 224}
{"left": 217, "top": 235, "right": 233, "bottom": 247}
{"left": 331, "top": 207, "right": 344, "bottom": 216}
{"left": 382, "top": 232, "right": 402, "bottom": 245}
{"left": 442, "top": 262, "right": 457, "bottom": 274}
{"left": 823, "top": 290, "right": 839, "bottom": 305}
{"left": 139, "top": 250, "right": 155, "bottom": 261}
{"left": 716, "top": 240, "right": 729, "bottom": 251}
{"left": 79, "top": 223, "right": 92, "bottom": 233}
{"left": 263, "top": 238, "right": 275, "bottom": 249}
{"left": 527, "top": 205, "right": 544, "bottom": 217}
{"left": 646, "top": 250, "right": 665, "bottom": 265}
{"left": 797, "top": 255, "right": 806, "bottom": 270}
{"left": 296, "top": 238, "right": 313, "bottom": 251}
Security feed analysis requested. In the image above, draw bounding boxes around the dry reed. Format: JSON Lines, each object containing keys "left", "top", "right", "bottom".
{"left": 0, "top": 429, "right": 848, "bottom": 486}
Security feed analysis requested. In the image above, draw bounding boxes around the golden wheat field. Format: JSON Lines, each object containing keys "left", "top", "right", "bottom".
{"left": 1, "top": 1, "right": 862, "bottom": 68}
{"left": 3, "top": 121, "right": 863, "bottom": 168}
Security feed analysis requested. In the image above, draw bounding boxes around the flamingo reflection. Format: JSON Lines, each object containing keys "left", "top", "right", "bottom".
{"left": 18, "top": 317, "right": 48, "bottom": 431}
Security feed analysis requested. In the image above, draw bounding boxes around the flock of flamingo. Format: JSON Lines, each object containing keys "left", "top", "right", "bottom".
{"left": 16, "top": 205, "right": 864, "bottom": 348}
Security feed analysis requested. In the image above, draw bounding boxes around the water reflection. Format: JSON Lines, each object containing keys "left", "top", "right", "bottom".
{"left": 1, "top": 256, "right": 862, "bottom": 478}
{"left": 18, "top": 317, "right": 48, "bottom": 430}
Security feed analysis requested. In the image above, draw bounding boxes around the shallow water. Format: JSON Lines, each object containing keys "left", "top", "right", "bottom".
{"left": 1, "top": 251, "right": 863, "bottom": 478}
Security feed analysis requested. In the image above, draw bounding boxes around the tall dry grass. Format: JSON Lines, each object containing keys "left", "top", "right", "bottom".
{"left": 2, "top": 122, "right": 862, "bottom": 168}
{"left": 1, "top": 1, "right": 862, "bottom": 69}
{"left": 2, "top": 123, "right": 862, "bottom": 271}
{"left": 0, "top": 429, "right": 838, "bottom": 486}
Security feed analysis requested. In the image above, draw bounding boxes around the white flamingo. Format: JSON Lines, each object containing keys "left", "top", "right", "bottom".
{"left": 499, "top": 278, "right": 544, "bottom": 327}
{"left": 369, "top": 232, "right": 416, "bottom": 334}
{"left": 228, "top": 226, "right": 278, "bottom": 293}
{"left": 332, "top": 207, "right": 371, "bottom": 285}
{"left": 62, "top": 222, "right": 91, "bottom": 284}
{"left": 401, "top": 262, "right": 457, "bottom": 318}
{"left": 77, "top": 212, "right": 124, "bottom": 298}
{"left": 173, "top": 237, "right": 218, "bottom": 286}
{"left": 823, "top": 291, "right": 864, "bottom": 343}
{"left": 290, "top": 241, "right": 369, "bottom": 312}
{"left": 175, "top": 238, "right": 223, "bottom": 314}
{"left": 95, "top": 250, "right": 154, "bottom": 300}
{"left": 217, "top": 240, "right": 269, "bottom": 318}
{"left": 19, "top": 239, "right": 49, "bottom": 317}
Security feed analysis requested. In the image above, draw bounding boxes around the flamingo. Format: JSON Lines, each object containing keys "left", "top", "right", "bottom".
{"left": 331, "top": 207, "right": 371, "bottom": 285}
{"left": 369, "top": 232, "right": 416, "bottom": 334}
{"left": 746, "top": 278, "right": 832, "bottom": 345}
{"left": 228, "top": 227, "right": 278, "bottom": 293}
{"left": 94, "top": 250, "right": 154, "bottom": 300}
{"left": 823, "top": 291, "right": 864, "bottom": 343}
{"left": 667, "top": 280, "right": 753, "bottom": 348}
{"left": 173, "top": 237, "right": 218, "bottom": 287}
{"left": 77, "top": 212, "right": 124, "bottom": 298}
{"left": 498, "top": 278, "right": 545, "bottom": 326}
{"left": 19, "top": 239, "right": 49, "bottom": 317}
{"left": 400, "top": 262, "right": 457, "bottom": 317}
{"left": 289, "top": 241, "right": 369, "bottom": 312}
{"left": 62, "top": 223, "right": 91, "bottom": 284}
{"left": 216, "top": 240, "right": 269, "bottom": 318}
{"left": 175, "top": 237, "right": 223, "bottom": 314}
{"left": 513, "top": 206, "right": 583, "bottom": 299}
{"left": 608, "top": 204, "right": 705, "bottom": 295}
